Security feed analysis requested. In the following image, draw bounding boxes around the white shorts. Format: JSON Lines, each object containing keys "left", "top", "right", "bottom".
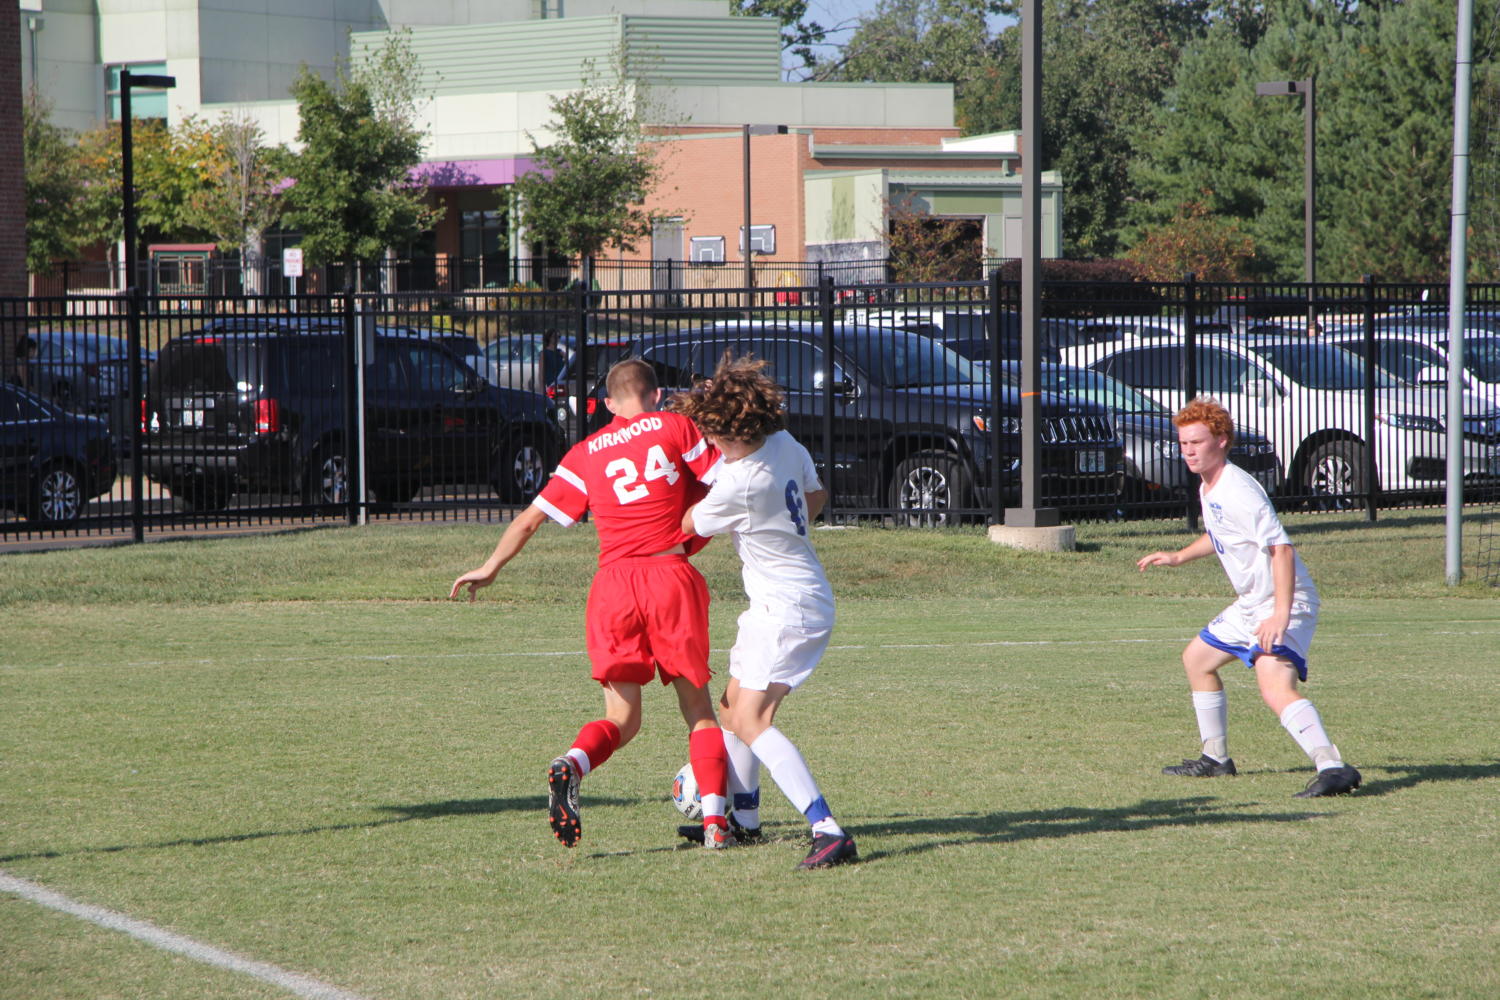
{"left": 728, "top": 605, "right": 833, "bottom": 692}
{"left": 1199, "top": 598, "right": 1319, "bottom": 681}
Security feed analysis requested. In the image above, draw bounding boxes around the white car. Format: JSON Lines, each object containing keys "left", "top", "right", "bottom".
{"left": 1062, "top": 333, "right": 1500, "bottom": 503}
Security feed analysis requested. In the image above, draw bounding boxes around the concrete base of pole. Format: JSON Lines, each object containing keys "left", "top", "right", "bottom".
{"left": 988, "top": 523, "right": 1077, "bottom": 552}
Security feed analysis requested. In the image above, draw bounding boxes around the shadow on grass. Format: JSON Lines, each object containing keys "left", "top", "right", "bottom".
{"left": 0, "top": 795, "right": 637, "bottom": 864}
{"left": 1338, "top": 759, "right": 1500, "bottom": 799}
{"left": 853, "top": 796, "right": 1324, "bottom": 862}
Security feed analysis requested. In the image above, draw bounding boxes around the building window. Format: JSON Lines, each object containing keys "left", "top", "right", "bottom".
{"left": 106, "top": 63, "right": 169, "bottom": 121}
{"left": 461, "top": 209, "right": 509, "bottom": 288}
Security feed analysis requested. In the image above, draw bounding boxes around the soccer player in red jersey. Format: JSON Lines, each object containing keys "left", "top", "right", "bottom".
{"left": 450, "top": 359, "right": 735, "bottom": 849}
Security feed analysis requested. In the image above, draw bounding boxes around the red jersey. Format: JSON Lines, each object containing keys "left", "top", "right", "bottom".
{"left": 535, "top": 410, "right": 720, "bottom": 566}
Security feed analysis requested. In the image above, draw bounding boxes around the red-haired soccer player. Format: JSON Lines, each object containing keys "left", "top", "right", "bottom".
{"left": 451, "top": 359, "right": 735, "bottom": 848}
{"left": 1137, "top": 397, "right": 1361, "bottom": 798}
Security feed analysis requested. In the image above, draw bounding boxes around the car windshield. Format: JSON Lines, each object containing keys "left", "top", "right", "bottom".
{"left": 839, "top": 331, "right": 979, "bottom": 387}
{"left": 1465, "top": 337, "right": 1500, "bottom": 383}
{"left": 1246, "top": 342, "right": 1397, "bottom": 390}
{"left": 994, "top": 365, "right": 1167, "bottom": 414}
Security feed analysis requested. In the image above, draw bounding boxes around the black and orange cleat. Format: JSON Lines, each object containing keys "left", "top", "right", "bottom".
{"left": 547, "top": 756, "right": 582, "bottom": 847}
{"left": 798, "top": 832, "right": 858, "bottom": 870}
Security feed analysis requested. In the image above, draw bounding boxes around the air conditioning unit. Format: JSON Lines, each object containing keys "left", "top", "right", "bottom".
{"left": 739, "top": 225, "right": 776, "bottom": 256}
{"left": 690, "top": 236, "right": 725, "bottom": 263}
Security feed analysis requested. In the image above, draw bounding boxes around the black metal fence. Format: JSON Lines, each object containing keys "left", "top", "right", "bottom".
{"left": 5, "top": 275, "right": 1500, "bottom": 542}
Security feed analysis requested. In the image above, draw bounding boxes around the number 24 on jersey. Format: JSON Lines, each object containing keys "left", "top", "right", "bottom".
{"left": 606, "top": 445, "right": 681, "bottom": 504}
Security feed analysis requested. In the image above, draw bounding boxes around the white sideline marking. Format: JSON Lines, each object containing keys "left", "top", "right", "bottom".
{"left": 0, "top": 871, "right": 371, "bottom": 1000}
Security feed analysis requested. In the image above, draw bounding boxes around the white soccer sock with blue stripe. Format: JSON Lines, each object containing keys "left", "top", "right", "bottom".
{"left": 722, "top": 728, "right": 761, "bottom": 828}
{"left": 750, "top": 726, "right": 843, "bottom": 836}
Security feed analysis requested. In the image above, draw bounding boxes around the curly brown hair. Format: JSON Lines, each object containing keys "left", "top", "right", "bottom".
{"left": 668, "top": 352, "right": 785, "bottom": 443}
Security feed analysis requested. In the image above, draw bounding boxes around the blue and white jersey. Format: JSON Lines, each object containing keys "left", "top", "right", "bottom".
{"left": 690, "top": 430, "right": 834, "bottom": 628}
{"left": 1200, "top": 462, "right": 1319, "bottom": 614}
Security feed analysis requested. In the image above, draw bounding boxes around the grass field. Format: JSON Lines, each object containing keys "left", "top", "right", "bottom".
{"left": 2, "top": 511, "right": 1498, "bottom": 999}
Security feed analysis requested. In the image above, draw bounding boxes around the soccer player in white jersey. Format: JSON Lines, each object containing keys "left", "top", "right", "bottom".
{"left": 670, "top": 354, "right": 858, "bottom": 869}
{"left": 1137, "top": 397, "right": 1361, "bottom": 798}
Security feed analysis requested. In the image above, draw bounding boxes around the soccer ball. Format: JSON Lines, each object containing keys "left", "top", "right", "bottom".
{"left": 671, "top": 763, "right": 702, "bottom": 820}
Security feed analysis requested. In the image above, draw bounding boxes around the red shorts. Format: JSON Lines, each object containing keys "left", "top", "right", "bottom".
{"left": 585, "top": 555, "right": 712, "bottom": 688}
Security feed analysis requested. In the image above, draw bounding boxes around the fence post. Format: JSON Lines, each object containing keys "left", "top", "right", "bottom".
{"left": 341, "top": 285, "right": 361, "bottom": 526}
{"left": 1182, "top": 274, "right": 1199, "bottom": 531}
{"left": 127, "top": 284, "right": 145, "bottom": 543}
{"left": 820, "top": 274, "right": 836, "bottom": 522}
{"left": 989, "top": 267, "right": 1005, "bottom": 526}
{"left": 1362, "top": 274, "right": 1379, "bottom": 521}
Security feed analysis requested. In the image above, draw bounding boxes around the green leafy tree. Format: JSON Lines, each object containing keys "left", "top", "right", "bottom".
{"left": 512, "top": 64, "right": 665, "bottom": 281}
{"left": 71, "top": 115, "right": 215, "bottom": 268}
{"left": 181, "top": 113, "right": 286, "bottom": 292}
{"left": 278, "top": 29, "right": 438, "bottom": 280}
{"left": 22, "top": 93, "right": 91, "bottom": 272}
{"left": 1129, "top": 0, "right": 1500, "bottom": 280}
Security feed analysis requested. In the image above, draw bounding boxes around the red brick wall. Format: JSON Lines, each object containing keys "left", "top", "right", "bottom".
{"left": 636, "top": 132, "right": 806, "bottom": 265}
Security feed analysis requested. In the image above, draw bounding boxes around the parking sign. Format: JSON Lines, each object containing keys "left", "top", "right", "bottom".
{"left": 282, "top": 247, "right": 303, "bottom": 277}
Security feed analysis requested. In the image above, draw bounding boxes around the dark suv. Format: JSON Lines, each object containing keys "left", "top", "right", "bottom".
{"left": 562, "top": 324, "right": 1123, "bottom": 519}
{"left": 143, "top": 326, "right": 561, "bottom": 509}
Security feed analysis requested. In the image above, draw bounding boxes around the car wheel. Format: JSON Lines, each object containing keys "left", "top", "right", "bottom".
{"left": 492, "top": 434, "right": 554, "bottom": 503}
{"left": 29, "top": 462, "right": 84, "bottom": 525}
{"left": 889, "top": 451, "right": 973, "bottom": 526}
{"left": 1303, "top": 440, "right": 1368, "bottom": 510}
{"left": 175, "top": 477, "right": 232, "bottom": 512}
{"left": 302, "top": 447, "right": 349, "bottom": 505}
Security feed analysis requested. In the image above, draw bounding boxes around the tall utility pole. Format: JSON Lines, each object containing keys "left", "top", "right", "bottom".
{"left": 120, "top": 69, "right": 175, "bottom": 543}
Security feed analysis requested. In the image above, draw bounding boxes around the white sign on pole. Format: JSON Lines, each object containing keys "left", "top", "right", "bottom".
{"left": 282, "top": 247, "right": 304, "bottom": 278}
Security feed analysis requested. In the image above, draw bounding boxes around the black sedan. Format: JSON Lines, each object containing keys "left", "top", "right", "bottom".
{"left": 1, "top": 382, "right": 118, "bottom": 525}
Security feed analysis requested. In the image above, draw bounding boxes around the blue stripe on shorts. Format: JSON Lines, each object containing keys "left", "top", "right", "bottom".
{"left": 1197, "top": 627, "right": 1308, "bottom": 681}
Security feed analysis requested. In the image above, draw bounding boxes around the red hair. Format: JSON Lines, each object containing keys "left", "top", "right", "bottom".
{"left": 1173, "top": 396, "right": 1235, "bottom": 443}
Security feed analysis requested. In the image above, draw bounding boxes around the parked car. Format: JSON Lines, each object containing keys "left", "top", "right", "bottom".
{"left": 0, "top": 381, "right": 118, "bottom": 525}
{"left": 561, "top": 323, "right": 1124, "bottom": 521}
{"left": 20, "top": 329, "right": 153, "bottom": 415}
{"left": 379, "top": 326, "right": 497, "bottom": 385}
{"left": 485, "top": 334, "right": 576, "bottom": 392}
{"left": 1323, "top": 319, "right": 1500, "bottom": 405}
{"left": 991, "top": 361, "right": 1280, "bottom": 501}
{"left": 142, "top": 325, "right": 562, "bottom": 509}
{"left": 1066, "top": 334, "right": 1500, "bottom": 504}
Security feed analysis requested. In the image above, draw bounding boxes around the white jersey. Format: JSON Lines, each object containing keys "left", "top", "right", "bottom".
{"left": 690, "top": 430, "right": 835, "bottom": 628}
{"left": 1200, "top": 462, "right": 1319, "bottom": 614}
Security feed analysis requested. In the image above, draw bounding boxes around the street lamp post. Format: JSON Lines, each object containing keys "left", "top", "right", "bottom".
{"left": 1255, "top": 78, "right": 1316, "bottom": 291}
{"left": 742, "top": 124, "right": 787, "bottom": 306}
{"left": 120, "top": 68, "right": 176, "bottom": 542}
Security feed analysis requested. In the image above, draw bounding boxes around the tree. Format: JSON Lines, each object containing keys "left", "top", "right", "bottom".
{"left": 1128, "top": 0, "right": 1500, "bottom": 280}
{"left": 512, "top": 63, "right": 666, "bottom": 280}
{"left": 181, "top": 113, "right": 286, "bottom": 292}
{"left": 278, "top": 29, "right": 437, "bottom": 281}
{"left": 886, "top": 194, "right": 983, "bottom": 281}
{"left": 22, "top": 93, "right": 91, "bottom": 273}
{"left": 1125, "top": 200, "right": 1257, "bottom": 280}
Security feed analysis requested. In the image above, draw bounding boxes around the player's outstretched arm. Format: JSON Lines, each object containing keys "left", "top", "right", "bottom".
{"left": 449, "top": 504, "right": 548, "bottom": 601}
{"left": 804, "top": 488, "right": 827, "bottom": 522}
{"left": 1136, "top": 532, "right": 1216, "bottom": 571}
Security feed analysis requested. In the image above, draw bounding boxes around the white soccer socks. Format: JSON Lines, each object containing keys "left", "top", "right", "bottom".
{"left": 1192, "top": 689, "right": 1230, "bottom": 762}
{"left": 1279, "top": 698, "right": 1343, "bottom": 772}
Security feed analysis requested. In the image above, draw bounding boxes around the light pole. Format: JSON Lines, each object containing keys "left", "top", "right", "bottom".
{"left": 121, "top": 68, "right": 176, "bottom": 542}
{"left": 1255, "top": 79, "right": 1316, "bottom": 290}
{"left": 742, "top": 124, "right": 787, "bottom": 304}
